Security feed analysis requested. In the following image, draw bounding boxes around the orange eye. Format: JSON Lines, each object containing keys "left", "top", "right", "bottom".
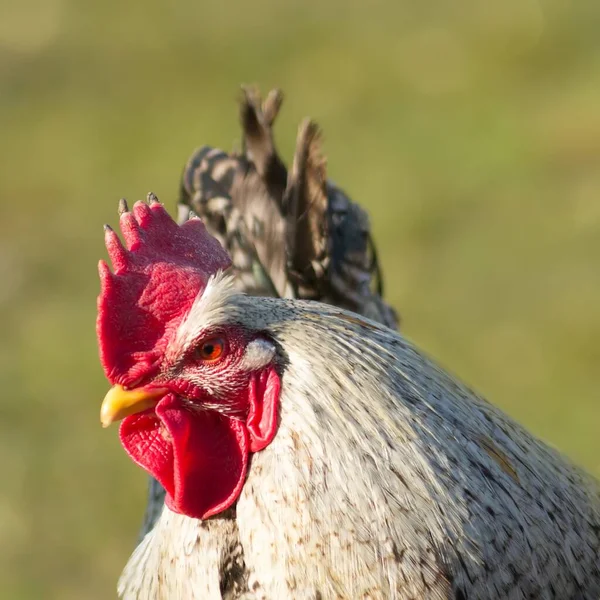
{"left": 195, "top": 337, "right": 225, "bottom": 362}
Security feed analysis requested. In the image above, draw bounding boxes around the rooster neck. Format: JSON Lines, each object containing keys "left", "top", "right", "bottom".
{"left": 119, "top": 507, "right": 252, "bottom": 600}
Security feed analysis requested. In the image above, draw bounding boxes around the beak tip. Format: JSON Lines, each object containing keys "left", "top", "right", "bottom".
{"left": 100, "top": 384, "right": 167, "bottom": 428}
{"left": 100, "top": 397, "right": 119, "bottom": 428}
{"left": 100, "top": 413, "right": 112, "bottom": 428}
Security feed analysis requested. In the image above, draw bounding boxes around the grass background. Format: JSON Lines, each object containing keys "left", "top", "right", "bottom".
{"left": 1, "top": 0, "right": 600, "bottom": 597}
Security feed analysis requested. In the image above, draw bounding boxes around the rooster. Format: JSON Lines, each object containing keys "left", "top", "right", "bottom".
{"left": 98, "top": 199, "right": 600, "bottom": 599}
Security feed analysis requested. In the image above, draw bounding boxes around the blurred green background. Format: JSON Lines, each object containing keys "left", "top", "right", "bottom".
{"left": 1, "top": 0, "right": 600, "bottom": 597}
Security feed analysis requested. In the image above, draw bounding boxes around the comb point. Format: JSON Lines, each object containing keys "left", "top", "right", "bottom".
{"left": 119, "top": 211, "right": 142, "bottom": 250}
{"left": 132, "top": 200, "right": 152, "bottom": 226}
{"left": 118, "top": 198, "right": 129, "bottom": 216}
{"left": 104, "top": 225, "right": 129, "bottom": 271}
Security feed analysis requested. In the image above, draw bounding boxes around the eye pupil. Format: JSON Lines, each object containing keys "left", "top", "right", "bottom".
{"left": 196, "top": 337, "right": 224, "bottom": 361}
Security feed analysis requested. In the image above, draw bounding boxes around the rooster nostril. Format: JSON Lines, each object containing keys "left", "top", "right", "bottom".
{"left": 125, "top": 377, "right": 144, "bottom": 390}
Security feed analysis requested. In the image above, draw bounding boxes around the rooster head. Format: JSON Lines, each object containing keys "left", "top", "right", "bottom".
{"left": 97, "top": 197, "right": 281, "bottom": 519}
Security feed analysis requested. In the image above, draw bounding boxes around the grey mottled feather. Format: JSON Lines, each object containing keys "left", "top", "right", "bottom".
{"left": 178, "top": 86, "right": 398, "bottom": 325}
{"left": 119, "top": 279, "right": 600, "bottom": 599}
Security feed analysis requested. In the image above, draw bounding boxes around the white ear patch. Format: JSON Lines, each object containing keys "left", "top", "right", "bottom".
{"left": 239, "top": 338, "right": 276, "bottom": 371}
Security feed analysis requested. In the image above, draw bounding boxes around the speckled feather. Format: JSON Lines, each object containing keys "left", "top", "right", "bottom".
{"left": 120, "top": 279, "right": 600, "bottom": 599}
{"left": 177, "top": 86, "right": 398, "bottom": 327}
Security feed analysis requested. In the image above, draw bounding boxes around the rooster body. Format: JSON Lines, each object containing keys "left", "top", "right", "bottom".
{"left": 119, "top": 287, "right": 600, "bottom": 599}
{"left": 98, "top": 202, "right": 600, "bottom": 599}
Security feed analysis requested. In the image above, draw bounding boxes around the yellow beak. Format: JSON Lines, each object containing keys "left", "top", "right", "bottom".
{"left": 100, "top": 384, "right": 169, "bottom": 428}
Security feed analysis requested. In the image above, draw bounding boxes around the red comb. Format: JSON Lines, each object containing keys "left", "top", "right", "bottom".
{"left": 97, "top": 198, "right": 232, "bottom": 384}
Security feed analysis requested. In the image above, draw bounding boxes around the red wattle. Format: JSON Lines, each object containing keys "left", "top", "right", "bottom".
{"left": 120, "top": 394, "right": 249, "bottom": 520}
{"left": 246, "top": 366, "right": 280, "bottom": 452}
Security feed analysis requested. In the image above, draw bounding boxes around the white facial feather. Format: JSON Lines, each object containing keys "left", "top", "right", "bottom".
{"left": 238, "top": 338, "right": 276, "bottom": 371}
{"left": 172, "top": 271, "right": 241, "bottom": 356}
